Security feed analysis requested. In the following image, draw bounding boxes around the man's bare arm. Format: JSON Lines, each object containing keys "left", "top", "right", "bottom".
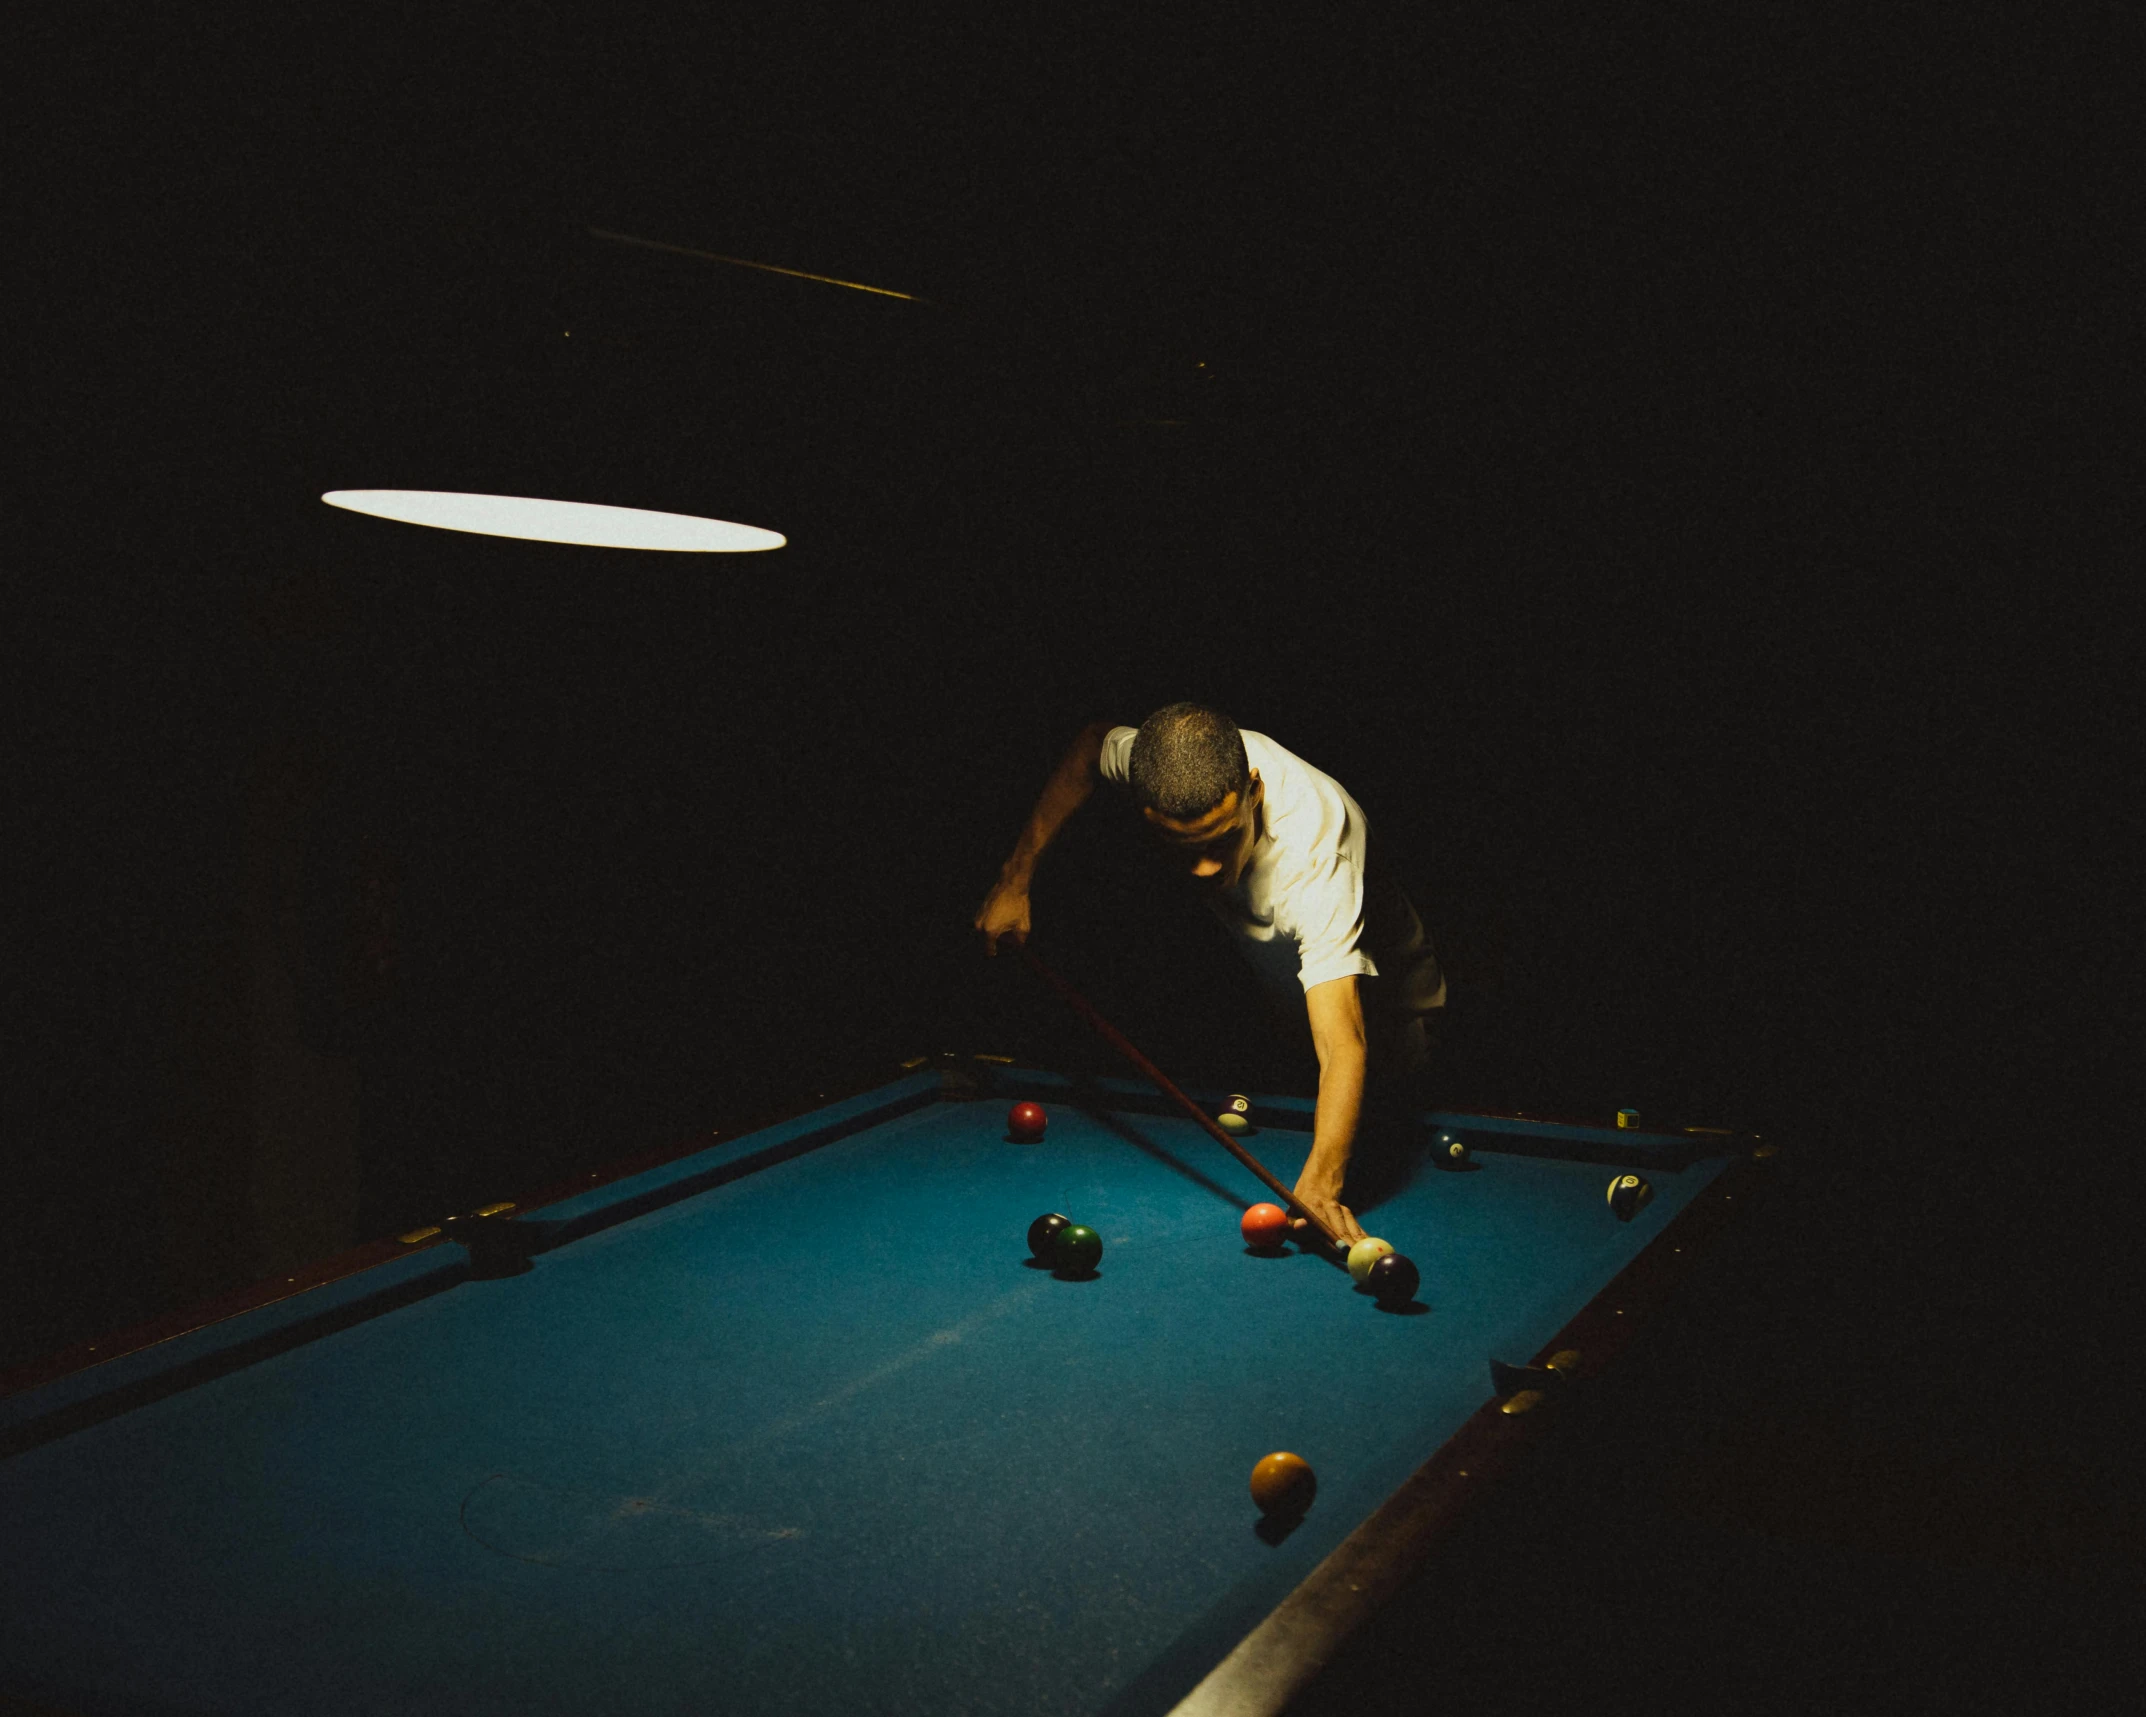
{"left": 1291, "top": 975, "right": 1371, "bottom": 1246}
{"left": 974, "top": 720, "right": 1115, "bottom": 954}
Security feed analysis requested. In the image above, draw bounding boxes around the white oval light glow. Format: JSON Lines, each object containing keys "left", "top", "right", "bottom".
{"left": 321, "top": 490, "right": 785, "bottom": 552}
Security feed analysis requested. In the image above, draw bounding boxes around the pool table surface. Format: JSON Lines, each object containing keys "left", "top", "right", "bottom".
{"left": 0, "top": 1055, "right": 1770, "bottom": 1717}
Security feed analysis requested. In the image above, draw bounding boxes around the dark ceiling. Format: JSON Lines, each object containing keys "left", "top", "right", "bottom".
{"left": 23, "top": 11, "right": 2106, "bottom": 462}
{"left": 8, "top": 9, "right": 2133, "bottom": 1205}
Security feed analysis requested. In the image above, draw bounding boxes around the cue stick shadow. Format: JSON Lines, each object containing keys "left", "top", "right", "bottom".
{"left": 1066, "top": 1100, "right": 1353, "bottom": 1274}
{"left": 1069, "top": 1099, "right": 1275, "bottom": 1212}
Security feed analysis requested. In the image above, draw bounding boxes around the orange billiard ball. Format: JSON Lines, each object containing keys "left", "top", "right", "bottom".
{"left": 1249, "top": 1451, "right": 1316, "bottom": 1518}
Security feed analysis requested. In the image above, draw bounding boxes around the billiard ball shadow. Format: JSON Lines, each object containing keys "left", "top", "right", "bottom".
{"left": 1253, "top": 1509, "right": 1309, "bottom": 1546}
{"left": 1352, "top": 1280, "right": 1430, "bottom": 1315}
{"left": 1341, "top": 1135, "right": 1465, "bottom": 1222}
{"left": 1017, "top": 1244, "right": 1098, "bottom": 1270}
{"left": 1018, "top": 1256, "right": 1101, "bottom": 1281}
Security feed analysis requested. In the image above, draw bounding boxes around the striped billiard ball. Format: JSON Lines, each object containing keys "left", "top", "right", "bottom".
{"left": 1607, "top": 1174, "right": 1654, "bottom": 1221}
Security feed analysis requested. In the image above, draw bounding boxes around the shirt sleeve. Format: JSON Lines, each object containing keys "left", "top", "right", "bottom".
{"left": 1287, "top": 851, "right": 1381, "bottom": 992}
{"left": 1097, "top": 726, "right": 1138, "bottom": 786}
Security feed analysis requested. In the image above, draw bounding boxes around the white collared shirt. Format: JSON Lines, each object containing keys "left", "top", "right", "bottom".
{"left": 1099, "top": 727, "right": 1446, "bottom": 1037}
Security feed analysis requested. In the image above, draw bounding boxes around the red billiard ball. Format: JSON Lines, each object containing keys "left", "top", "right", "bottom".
{"left": 1007, "top": 1100, "right": 1047, "bottom": 1142}
{"left": 1240, "top": 1203, "right": 1290, "bottom": 1250}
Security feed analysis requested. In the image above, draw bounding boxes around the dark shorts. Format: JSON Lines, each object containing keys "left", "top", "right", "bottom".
{"left": 1254, "top": 998, "right": 1442, "bottom": 1089}
{"left": 1348, "top": 1011, "right": 1449, "bottom": 1212}
{"left": 1245, "top": 994, "right": 1449, "bottom": 1211}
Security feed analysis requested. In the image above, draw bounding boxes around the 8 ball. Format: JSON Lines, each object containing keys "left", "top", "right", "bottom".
{"left": 1027, "top": 1212, "right": 1072, "bottom": 1262}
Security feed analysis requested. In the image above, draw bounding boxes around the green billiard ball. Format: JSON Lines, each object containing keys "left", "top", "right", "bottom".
{"left": 1053, "top": 1224, "right": 1103, "bottom": 1275}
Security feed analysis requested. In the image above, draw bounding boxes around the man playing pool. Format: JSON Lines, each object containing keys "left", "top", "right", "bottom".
{"left": 975, "top": 703, "right": 1446, "bottom": 1247}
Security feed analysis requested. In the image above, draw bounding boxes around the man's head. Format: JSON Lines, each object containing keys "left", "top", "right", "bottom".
{"left": 1128, "top": 703, "right": 1265, "bottom": 891}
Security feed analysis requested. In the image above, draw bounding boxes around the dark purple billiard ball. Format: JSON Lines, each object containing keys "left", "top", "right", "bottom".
{"left": 1365, "top": 1252, "right": 1420, "bottom": 1305}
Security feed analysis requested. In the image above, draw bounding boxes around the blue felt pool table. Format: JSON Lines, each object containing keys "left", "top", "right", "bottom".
{"left": 0, "top": 1055, "right": 1771, "bottom": 1717}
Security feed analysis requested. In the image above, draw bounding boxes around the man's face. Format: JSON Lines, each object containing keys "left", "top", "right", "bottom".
{"left": 1142, "top": 771, "right": 1264, "bottom": 893}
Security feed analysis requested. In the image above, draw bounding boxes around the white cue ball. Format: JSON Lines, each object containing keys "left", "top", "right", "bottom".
{"left": 1347, "top": 1237, "right": 1394, "bottom": 1283}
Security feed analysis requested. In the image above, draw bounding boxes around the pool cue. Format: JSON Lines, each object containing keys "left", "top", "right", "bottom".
{"left": 1017, "top": 943, "right": 1349, "bottom": 1253}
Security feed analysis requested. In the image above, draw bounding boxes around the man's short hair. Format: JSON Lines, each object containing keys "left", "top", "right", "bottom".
{"left": 1128, "top": 703, "right": 1251, "bottom": 821}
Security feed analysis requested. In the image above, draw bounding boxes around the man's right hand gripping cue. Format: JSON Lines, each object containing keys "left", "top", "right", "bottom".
{"left": 974, "top": 720, "right": 1113, "bottom": 957}
{"left": 974, "top": 876, "right": 1031, "bottom": 957}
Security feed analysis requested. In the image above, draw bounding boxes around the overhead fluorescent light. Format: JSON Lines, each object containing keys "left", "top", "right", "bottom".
{"left": 322, "top": 491, "right": 785, "bottom": 552}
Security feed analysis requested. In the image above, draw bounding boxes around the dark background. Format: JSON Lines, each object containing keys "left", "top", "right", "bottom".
{"left": 7, "top": 7, "right": 2137, "bottom": 1707}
